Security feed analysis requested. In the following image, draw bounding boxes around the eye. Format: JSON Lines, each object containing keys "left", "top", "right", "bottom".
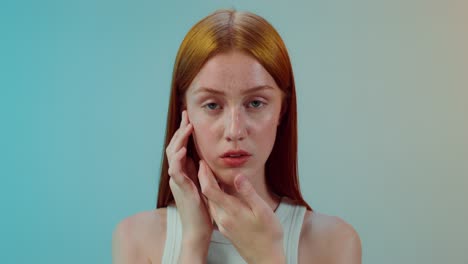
{"left": 204, "top": 102, "right": 220, "bottom": 110}
{"left": 248, "top": 100, "right": 265, "bottom": 108}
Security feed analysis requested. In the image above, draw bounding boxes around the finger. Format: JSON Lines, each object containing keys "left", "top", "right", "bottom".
{"left": 202, "top": 194, "right": 215, "bottom": 224}
{"left": 208, "top": 200, "right": 218, "bottom": 226}
{"left": 180, "top": 110, "right": 188, "bottom": 127}
{"left": 180, "top": 110, "right": 193, "bottom": 145}
{"left": 179, "top": 122, "right": 193, "bottom": 150}
{"left": 166, "top": 120, "right": 193, "bottom": 158}
{"left": 168, "top": 177, "right": 181, "bottom": 195}
{"left": 169, "top": 175, "right": 197, "bottom": 203}
{"left": 197, "top": 162, "right": 217, "bottom": 224}
{"left": 168, "top": 147, "right": 188, "bottom": 186}
{"left": 199, "top": 160, "right": 240, "bottom": 211}
{"left": 198, "top": 160, "right": 228, "bottom": 207}
{"left": 234, "top": 174, "right": 267, "bottom": 214}
{"left": 166, "top": 110, "right": 187, "bottom": 153}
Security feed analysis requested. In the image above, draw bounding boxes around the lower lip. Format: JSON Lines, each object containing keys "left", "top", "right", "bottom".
{"left": 221, "top": 156, "right": 250, "bottom": 167}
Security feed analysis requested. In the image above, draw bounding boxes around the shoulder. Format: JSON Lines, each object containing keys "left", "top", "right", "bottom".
{"left": 112, "top": 208, "right": 168, "bottom": 264}
{"left": 298, "top": 210, "right": 362, "bottom": 264}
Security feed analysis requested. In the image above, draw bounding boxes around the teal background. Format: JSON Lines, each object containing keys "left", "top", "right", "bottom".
{"left": 1, "top": 0, "right": 467, "bottom": 263}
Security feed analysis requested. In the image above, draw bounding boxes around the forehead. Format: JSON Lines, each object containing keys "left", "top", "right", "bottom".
{"left": 187, "top": 51, "right": 279, "bottom": 94}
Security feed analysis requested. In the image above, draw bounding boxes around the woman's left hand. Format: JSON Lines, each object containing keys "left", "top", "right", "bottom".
{"left": 198, "top": 160, "right": 286, "bottom": 264}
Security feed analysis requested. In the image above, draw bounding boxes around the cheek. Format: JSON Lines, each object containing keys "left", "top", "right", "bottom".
{"left": 258, "top": 123, "right": 277, "bottom": 141}
{"left": 189, "top": 114, "right": 217, "bottom": 158}
{"left": 187, "top": 108, "right": 220, "bottom": 137}
{"left": 192, "top": 124, "right": 209, "bottom": 144}
{"left": 255, "top": 111, "right": 279, "bottom": 131}
{"left": 252, "top": 114, "right": 279, "bottom": 150}
{"left": 190, "top": 114, "right": 214, "bottom": 138}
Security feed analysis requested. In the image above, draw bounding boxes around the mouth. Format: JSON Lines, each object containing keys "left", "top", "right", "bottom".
{"left": 220, "top": 150, "right": 251, "bottom": 167}
{"left": 221, "top": 156, "right": 250, "bottom": 167}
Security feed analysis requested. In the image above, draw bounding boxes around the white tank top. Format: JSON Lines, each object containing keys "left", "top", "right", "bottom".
{"left": 161, "top": 197, "right": 307, "bottom": 264}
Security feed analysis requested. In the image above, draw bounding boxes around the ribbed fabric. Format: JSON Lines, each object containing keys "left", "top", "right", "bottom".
{"left": 161, "top": 204, "right": 183, "bottom": 264}
{"left": 161, "top": 197, "right": 307, "bottom": 264}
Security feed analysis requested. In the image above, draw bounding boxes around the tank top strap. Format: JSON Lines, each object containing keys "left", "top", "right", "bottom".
{"left": 161, "top": 205, "right": 182, "bottom": 264}
{"left": 277, "top": 197, "right": 307, "bottom": 264}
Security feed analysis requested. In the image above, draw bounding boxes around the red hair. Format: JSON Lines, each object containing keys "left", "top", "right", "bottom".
{"left": 157, "top": 9, "right": 311, "bottom": 211}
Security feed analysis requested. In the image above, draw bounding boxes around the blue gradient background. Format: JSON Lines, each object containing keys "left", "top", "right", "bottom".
{"left": 1, "top": 0, "right": 467, "bottom": 263}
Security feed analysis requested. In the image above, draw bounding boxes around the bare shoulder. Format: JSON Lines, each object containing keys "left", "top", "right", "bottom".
{"left": 112, "top": 208, "right": 168, "bottom": 264}
{"left": 298, "top": 210, "right": 362, "bottom": 264}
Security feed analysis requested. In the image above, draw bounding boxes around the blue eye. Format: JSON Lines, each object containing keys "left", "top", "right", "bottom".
{"left": 205, "top": 102, "right": 220, "bottom": 110}
{"left": 249, "top": 100, "right": 264, "bottom": 108}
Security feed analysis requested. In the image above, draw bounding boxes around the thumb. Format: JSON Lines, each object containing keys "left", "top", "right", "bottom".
{"left": 234, "top": 175, "right": 264, "bottom": 211}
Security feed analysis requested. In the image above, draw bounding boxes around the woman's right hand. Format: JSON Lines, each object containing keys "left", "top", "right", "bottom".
{"left": 166, "top": 110, "right": 213, "bottom": 247}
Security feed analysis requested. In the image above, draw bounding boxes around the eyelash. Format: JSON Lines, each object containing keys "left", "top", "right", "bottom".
{"left": 203, "top": 100, "right": 266, "bottom": 111}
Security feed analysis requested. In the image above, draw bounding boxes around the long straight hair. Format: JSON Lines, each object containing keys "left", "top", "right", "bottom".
{"left": 157, "top": 9, "right": 311, "bottom": 211}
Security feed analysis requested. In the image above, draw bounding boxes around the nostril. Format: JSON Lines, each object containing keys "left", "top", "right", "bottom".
{"left": 226, "top": 135, "right": 245, "bottom": 142}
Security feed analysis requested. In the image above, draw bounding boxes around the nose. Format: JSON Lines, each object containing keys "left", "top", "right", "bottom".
{"left": 225, "top": 107, "right": 247, "bottom": 142}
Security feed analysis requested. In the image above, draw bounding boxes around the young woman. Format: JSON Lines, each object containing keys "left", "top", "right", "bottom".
{"left": 113, "top": 9, "right": 361, "bottom": 264}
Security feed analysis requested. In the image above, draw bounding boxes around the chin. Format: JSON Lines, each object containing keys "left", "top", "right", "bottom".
{"left": 214, "top": 167, "right": 250, "bottom": 187}
{"left": 213, "top": 171, "right": 235, "bottom": 186}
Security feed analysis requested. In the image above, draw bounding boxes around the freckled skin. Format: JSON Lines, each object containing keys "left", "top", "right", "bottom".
{"left": 185, "top": 50, "right": 284, "bottom": 196}
{"left": 114, "top": 52, "right": 361, "bottom": 264}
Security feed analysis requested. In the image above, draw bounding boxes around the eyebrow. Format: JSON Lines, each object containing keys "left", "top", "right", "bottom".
{"left": 194, "top": 85, "right": 274, "bottom": 95}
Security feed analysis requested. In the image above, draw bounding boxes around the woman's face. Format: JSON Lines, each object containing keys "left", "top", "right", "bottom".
{"left": 184, "top": 50, "right": 284, "bottom": 186}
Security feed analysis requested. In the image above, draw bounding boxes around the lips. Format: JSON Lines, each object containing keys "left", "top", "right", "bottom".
{"left": 221, "top": 150, "right": 251, "bottom": 167}
{"left": 221, "top": 150, "right": 251, "bottom": 158}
